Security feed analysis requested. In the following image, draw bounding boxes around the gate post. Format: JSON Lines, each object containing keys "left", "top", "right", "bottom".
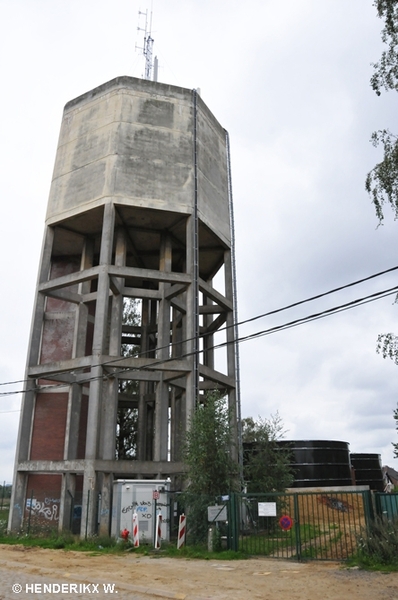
{"left": 363, "top": 489, "right": 374, "bottom": 527}
{"left": 293, "top": 493, "right": 301, "bottom": 561}
{"left": 228, "top": 493, "right": 239, "bottom": 552}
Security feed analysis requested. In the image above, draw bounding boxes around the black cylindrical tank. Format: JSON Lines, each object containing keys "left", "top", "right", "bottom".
{"left": 350, "top": 453, "right": 384, "bottom": 491}
{"left": 277, "top": 440, "right": 352, "bottom": 488}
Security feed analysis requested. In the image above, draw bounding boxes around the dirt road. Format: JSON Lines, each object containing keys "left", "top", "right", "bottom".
{"left": 0, "top": 544, "right": 397, "bottom": 600}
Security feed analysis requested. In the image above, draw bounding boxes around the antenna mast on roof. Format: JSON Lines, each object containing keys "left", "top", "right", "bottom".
{"left": 136, "top": 8, "right": 158, "bottom": 81}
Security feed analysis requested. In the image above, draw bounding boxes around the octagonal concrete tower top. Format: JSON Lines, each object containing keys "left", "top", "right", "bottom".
{"left": 46, "top": 76, "right": 231, "bottom": 247}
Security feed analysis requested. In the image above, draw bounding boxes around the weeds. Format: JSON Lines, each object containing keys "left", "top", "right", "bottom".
{"left": 0, "top": 531, "right": 247, "bottom": 560}
{"left": 354, "top": 517, "right": 398, "bottom": 570}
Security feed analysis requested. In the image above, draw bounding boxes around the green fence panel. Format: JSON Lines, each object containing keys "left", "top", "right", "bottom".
{"left": 231, "top": 490, "right": 370, "bottom": 561}
{"left": 375, "top": 493, "right": 398, "bottom": 520}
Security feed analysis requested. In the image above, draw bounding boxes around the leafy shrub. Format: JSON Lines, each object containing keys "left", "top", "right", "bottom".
{"left": 181, "top": 392, "right": 238, "bottom": 544}
{"left": 356, "top": 517, "right": 398, "bottom": 568}
{"left": 0, "top": 519, "right": 7, "bottom": 536}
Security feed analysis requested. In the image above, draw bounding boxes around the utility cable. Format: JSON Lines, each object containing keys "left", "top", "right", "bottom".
{"left": 0, "top": 283, "right": 397, "bottom": 398}
{"left": 1, "top": 264, "right": 397, "bottom": 390}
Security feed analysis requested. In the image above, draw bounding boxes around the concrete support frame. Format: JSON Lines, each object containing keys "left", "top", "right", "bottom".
{"left": 9, "top": 76, "right": 239, "bottom": 537}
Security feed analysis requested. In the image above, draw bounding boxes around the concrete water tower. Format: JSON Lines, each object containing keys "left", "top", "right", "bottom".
{"left": 9, "top": 76, "right": 239, "bottom": 536}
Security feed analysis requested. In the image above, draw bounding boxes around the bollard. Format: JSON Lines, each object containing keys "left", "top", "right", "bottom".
{"left": 132, "top": 511, "right": 139, "bottom": 547}
{"left": 177, "top": 513, "right": 186, "bottom": 549}
{"left": 208, "top": 527, "right": 213, "bottom": 552}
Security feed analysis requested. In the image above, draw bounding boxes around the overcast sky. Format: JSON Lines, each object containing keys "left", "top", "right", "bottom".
{"left": 1, "top": 0, "right": 398, "bottom": 483}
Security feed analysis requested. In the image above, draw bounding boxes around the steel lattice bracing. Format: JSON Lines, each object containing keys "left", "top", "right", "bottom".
{"left": 9, "top": 77, "right": 239, "bottom": 536}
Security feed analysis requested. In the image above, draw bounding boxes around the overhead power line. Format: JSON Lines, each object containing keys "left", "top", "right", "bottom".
{"left": 234, "top": 264, "right": 398, "bottom": 330}
{"left": 0, "top": 279, "right": 397, "bottom": 398}
{"left": 5, "top": 262, "right": 394, "bottom": 391}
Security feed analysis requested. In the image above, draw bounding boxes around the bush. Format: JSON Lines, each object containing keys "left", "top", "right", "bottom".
{"left": 181, "top": 392, "right": 239, "bottom": 544}
{"left": 356, "top": 517, "right": 398, "bottom": 568}
{"left": 0, "top": 519, "right": 7, "bottom": 536}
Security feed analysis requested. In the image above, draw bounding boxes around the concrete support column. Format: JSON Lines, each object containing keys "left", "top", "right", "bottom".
{"left": 101, "top": 227, "right": 126, "bottom": 460}
{"left": 99, "top": 228, "right": 126, "bottom": 535}
{"left": 9, "top": 226, "right": 54, "bottom": 532}
{"left": 64, "top": 383, "right": 82, "bottom": 460}
{"left": 85, "top": 202, "right": 115, "bottom": 460}
{"left": 224, "top": 249, "right": 238, "bottom": 460}
{"left": 185, "top": 216, "right": 196, "bottom": 429}
{"left": 154, "top": 234, "right": 172, "bottom": 462}
{"left": 80, "top": 461, "right": 96, "bottom": 538}
{"left": 8, "top": 472, "right": 27, "bottom": 532}
{"left": 59, "top": 473, "right": 76, "bottom": 532}
{"left": 83, "top": 202, "right": 115, "bottom": 536}
{"left": 99, "top": 472, "right": 112, "bottom": 536}
{"left": 72, "top": 238, "right": 94, "bottom": 358}
{"left": 203, "top": 283, "right": 215, "bottom": 370}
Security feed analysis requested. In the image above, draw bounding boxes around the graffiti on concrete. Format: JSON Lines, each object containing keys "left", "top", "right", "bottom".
{"left": 26, "top": 498, "right": 60, "bottom": 521}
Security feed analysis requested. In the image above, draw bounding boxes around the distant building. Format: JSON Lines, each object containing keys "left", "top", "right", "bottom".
{"left": 383, "top": 465, "right": 398, "bottom": 490}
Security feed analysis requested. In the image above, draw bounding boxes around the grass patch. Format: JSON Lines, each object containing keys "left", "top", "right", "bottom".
{"left": 239, "top": 522, "right": 322, "bottom": 556}
{"left": 153, "top": 543, "right": 248, "bottom": 560}
{"left": 0, "top": 532, "right": 124, "bottom": 553}
{"left": 0, "top": 532, "right": 247, "bottom": 560}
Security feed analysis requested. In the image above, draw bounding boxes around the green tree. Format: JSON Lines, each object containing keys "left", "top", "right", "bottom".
{"left": 181, "top": 391, "right": 239, "bottom": 544}
{"left": 393, "top": 405, "right": 398, "bottom": 457}
{"left": 242, "top": 413, "right": 294, "bottom": 493}
{"left": 366, "top": 0, "right": 398, "bottom": 222}
{"left": 367, "top": 2, "right": 398, "bottom": 454}
{"left": 115, "top": 298, "right": 140, "bottom": 459}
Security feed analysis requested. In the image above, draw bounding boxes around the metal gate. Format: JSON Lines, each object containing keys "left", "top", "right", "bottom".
{"left": 228, "top": 490, "right": 373, "bottom": 560}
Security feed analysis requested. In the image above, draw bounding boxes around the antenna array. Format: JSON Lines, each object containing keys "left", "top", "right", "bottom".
{"left": 136, "top": 9, "right": 158, "bottom": 81}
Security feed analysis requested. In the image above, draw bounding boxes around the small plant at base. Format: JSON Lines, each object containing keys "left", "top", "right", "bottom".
{"left": 356, "top": 517, "right": 398, "bottom": 569}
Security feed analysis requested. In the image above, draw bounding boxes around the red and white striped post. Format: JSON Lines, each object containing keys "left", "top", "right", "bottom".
{"left": 177, "top": 513, "right": 186, "bottom": 549}
{"left": 132, "top": 511, "right": 139, "bottom": 547}
{"left": 154, "top": 510, "right": 162, "bottom": 549}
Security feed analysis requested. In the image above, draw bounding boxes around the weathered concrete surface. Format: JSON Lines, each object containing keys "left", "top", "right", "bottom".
{"left": 47, "top": 76, "right": 230, "bottom": 246}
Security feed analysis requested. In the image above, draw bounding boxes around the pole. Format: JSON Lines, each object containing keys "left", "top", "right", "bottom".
{"left": 85, "top": 489, "right": 90, "bottom": 540}
{"left": 153, "top": 497, "right": 157, "bottom": 546}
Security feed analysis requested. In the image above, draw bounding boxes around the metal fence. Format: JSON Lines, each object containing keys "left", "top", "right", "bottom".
{"left": 7, "top": 486, "right": 398, "bottom": 562}
{"left": 227, "top": 490, "right": 374, "bottom": 560}
{"left": 374, "top": 492, "right": 398, "bottom": 520}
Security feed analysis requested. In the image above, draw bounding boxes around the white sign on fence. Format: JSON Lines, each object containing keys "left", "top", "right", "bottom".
{"left": 258, "top": 502, "right": 277, "bottom": 517}
{"left": 207, "top": 505, "right": 227, "bottom": 522}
